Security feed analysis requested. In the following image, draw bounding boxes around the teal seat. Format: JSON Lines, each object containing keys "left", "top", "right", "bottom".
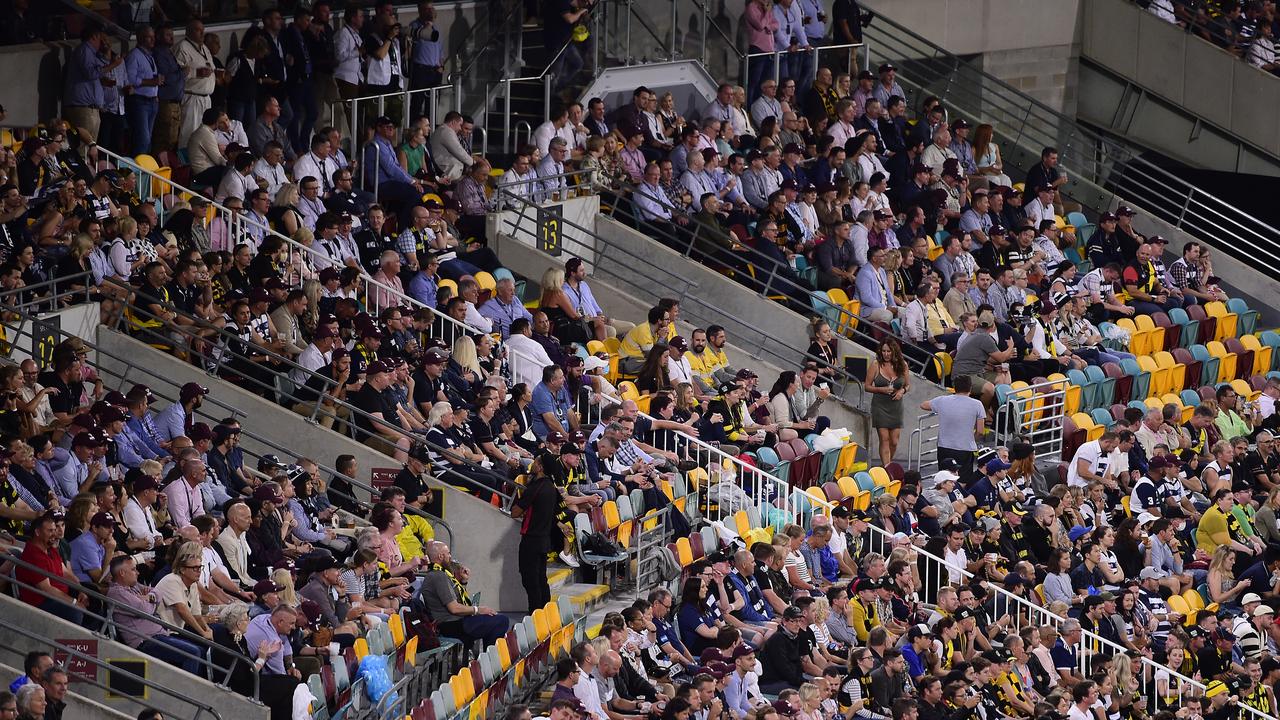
{"left": 1084, "top": 365, "right": 1115, "bottom": 408}
{"left": 855, "top": 471, "right": 876, "bottom": 493}
{"left": 1190, "top": 344, "right": 1220, "bottom": 387}
{"left": 1228, "top": 298, "right": 1258, "bottom": 337}
{"left": 1263, "top": 331, "right": 1280, "bottom": 371}
{"left": 1075, "top": 223, "right": 1096, "bottom": 247}
{"left": 1091, "top": 408, "right": 1114, "bottom": 428}
{"left": 1066, "top": 211, "right": 1088, "bottom": 228}
{"left": 1120, "top": 358, "right": 1150, "bottom": 401}
{"left": 774, "top": 461, "right": 791, "bottom": 486}
{"left": 809, "top": 291, "right": 840, "bottom": 327}
{"left": 1169, "top": 308, "right": 1198, "bottom": 348}
{"left": 993, "top": 383, "right": 1015, "bottom": 408}
{"left": 756, "top": 446, "right": 779, "bottom": 468}
{"left": 1180, "top": 389, "right": 1201, "bottom": 408}
{"left": 1066, "top": 368, "right": 1096, "bottom": 411}
{"left": 1127, "top": 400, "right": 1149, "bottom": 412}
{"left": 818, "top": 447, "right": 842, "bottom": 484}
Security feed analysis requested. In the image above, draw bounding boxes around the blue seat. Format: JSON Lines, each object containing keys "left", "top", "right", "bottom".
{"left": 993, "top": 383, "right": 1016, "bottom": 408}
{"left": 493, "top": 267, "right": 515, "bottom": 284}
{"left": 1180, "top": 389, "right": 1201, "bottom": 408}
{"left": 1091, "top": 408, "right": 1114, "bottom": 428}
{"left": 1120, "top": 358, "right": 1150, "bottom": 402}
{"left": 1228, "top": 298, "right": 1259, "bottom": 337}
{"left": 1067, "top": 211, "right": 1088, "bottom": 229}
{"left": 755, "top": 446, "right": 779, "bottom": 468}
{"left": 1075, "top": 223, "right": 1096, "bottom": 247}
{"left": 854, "top": 471, "right": 876, "bottom": 493}
{"left": 1127, "top": 400, "right": 1150, "bottom": 412}
{"left": 1084, "top": 365, "right": 1115, "bottom": 408}
{"left": 1190, "top": 344, "right": 1220, "bottom": 388}
{"left": 809, "top": 291, "right": 840, "bottom": 327}
{"left": 1169, "top": 308, "right": 1198, "bottom": 348}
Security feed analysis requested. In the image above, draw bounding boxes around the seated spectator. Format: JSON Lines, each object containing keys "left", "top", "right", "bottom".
{"left": 415, "top": 540, "right": 508, "bottom": 645}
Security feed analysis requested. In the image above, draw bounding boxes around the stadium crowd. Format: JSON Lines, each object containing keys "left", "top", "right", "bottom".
{"left": 0, "top": 0, "right": 1278, "bottom": 720}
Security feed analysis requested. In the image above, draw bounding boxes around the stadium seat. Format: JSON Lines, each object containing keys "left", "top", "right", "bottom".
{"left": 1066, "top": 368, "right": 1096, "bottom": 410}
{"left": 1084, "top": 365, "right": 1115, "bottom": 407}
{"left": 1047, "top": 373, "right": 1080, "bottom": 416}
{"left": 1168, "top": 308, "right": 1198, "bottom": 348}
{"left": 1224, "top": 338, "right": 1253, "bottom": 381}
{"left": 1228, "top": 298, "right": 1258, "bottom": 336}
{"left": 1151, "top": 351, "right": 1184, "bottom": 395}
{"left": 1115, "top": 318, "right": 1149, "bottom": 357}
{"left": 1137, "top": 356, "right": 1166, "bottom": 398}
{"left": 1102, "top": 363, "right": 1131, "bottom": 404}
{"left": 1136, "top": 314, "right": 1165, "bottom": 354}
{"left": 1206, "top": 341, "right": 1237, "bottom": 384}
{"left": 1240, "top": 335, "right": 1272, "bottom": 377}
{"left": 1204, "top": 301, "right": 1237, "bottom": 341}
{"left": 1187, "top": 304, "right": 1216, "bottom": 345}
{"left": 1230, "top": 378, "right": 1260, "bottom": 403}
{"left": 1118, "top": 358, "right": 1149, "bottom": 402}
{"left": 1152, "top": 312, "right": 1180, "bottom": 352}
{"left": 1190, "top": 345, "right": 1220, "bottom": 387}
{"left": 1090, "top": 407, "right": 1114, "bottom": 429}
{"left": 1171, "top": 348, "right": 1201, "bottom": 390}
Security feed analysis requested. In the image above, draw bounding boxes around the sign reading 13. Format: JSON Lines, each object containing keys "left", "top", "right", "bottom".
{"left": 538, "top": 203, "right": 563, "bottom": 256}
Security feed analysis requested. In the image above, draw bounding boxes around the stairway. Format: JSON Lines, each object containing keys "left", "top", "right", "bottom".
{"left": 481, "top": 26, "right": 591, "bottom": 162}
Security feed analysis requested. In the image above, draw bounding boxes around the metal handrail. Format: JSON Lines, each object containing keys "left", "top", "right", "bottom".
{"left": 0, "top": 615, "right": 227, "bottom": 720}
{"left": 862, "top": 11, "right": 1280, "bottom": 273}
{"left": 94, "top": 280, "right": 515, "bottom": 503}
{"left": 859, "top": 520, "right": 1280, "bottom": 720}
{"left": 601, "top": 179, "right": 890, "bottom": 398}
{"left": 452, "top": 0, "right": 527, "bottom": 79}
{"left": 0, "top": 271, "right": 94, "bottom": 312}
{"left": 0, "top": 549, "right": 256, "bottom": 700}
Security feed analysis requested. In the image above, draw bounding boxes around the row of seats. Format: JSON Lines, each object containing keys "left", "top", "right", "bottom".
{"left": 419, "top": 598, "right": 582, "bottom": 720}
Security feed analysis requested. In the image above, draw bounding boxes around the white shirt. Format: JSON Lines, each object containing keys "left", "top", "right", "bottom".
{"left": 253, "top": 159, "right": 288, "bottom": 200}
{"left": 214, "top": 169, "right": 259, "bottom": 204}
{"left": 292, "top": 343, "right": 332, "bottom": 385}
{"left": 499, "top": 168, "right": 539, "bottom": 207}
{"left": 506, "top": 333, "right": 553, "bottom": 388}
{"left": 292, "top": 152, "right": 339, "bottom": 191}
{"left": 1147, "top": 0, "right": 1177, "bottom": 23}
{"left": 1066, "top": 439, "right": 1108, "bottom": 488}
{"left": 574, "top": 670, "right": 609, "bottom": 720}
{"left": 122, "top": 497, "right": 160, "bottom": 548}
{"left": 943, "top": 545, "right": 967, "bottom": 584}
{"left": 463, "top": 301, "right": 493, "bottom": 333}
{"left": 531, "top": 120, "right": 565, "bottom": 157}
{"left": 1025, "top": 197, "right": 1055, "bottom": 227}
{"left": 335, "top": 25, "right": 364, "bottom": 84}
{"left": 665, "top": 355, "right": 694, "bottom": 386}
{"left": 364, "top": 32, "right": 402, "bottom": 87}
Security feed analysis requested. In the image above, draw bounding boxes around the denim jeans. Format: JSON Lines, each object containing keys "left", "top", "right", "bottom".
{"left": 126, "top": 95, "right": 159, "bottom": 155}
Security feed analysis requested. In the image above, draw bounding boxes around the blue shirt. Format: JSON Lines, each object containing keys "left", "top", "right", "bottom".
{"left": 855, "top": 264, "right": 895, "bottom": 310}
{"left": 126, "top": 413, "right": 167, "bottom": 457}
{"left": 155, "top": 403, "right": 187, "bottom": 443}
{"left": 113, "top": 428, "right": 151, "bottom": 469}
{"left": 69, "top": 531, "right": 105, "bottom": 583}
{"left": 407, "top": 271, "right": 438, "bottom": 306}
{"left": 126, "top": 47, "right": 160, "bottom": 99}
{"left": 155, "top": 46, "right": 184, "bottom": 102}
{"left": 409, "top": 18, "right": 444, "bottom": 66}
{"left": 479, "top": 297, "right": 533, "bottom": 339}
{"left": 65, "top": 42, "right": 107, "bottom": 109}
{"left": 530, "top": 382, "right": 571, "bottom": 439}
{"left": 363, "top": 136, "right": 416, "bottom": 187}
{"left": 244, "top": 612, "right": 291, "bottom": 674}
{"left": 797, "top": 0, "right": 827, "bottom": 40}
{"left": 632, "top": 182, "right": 673, "bottom": 222}
{"left": 901, "top": 644, "right": 926, "bottom": 679}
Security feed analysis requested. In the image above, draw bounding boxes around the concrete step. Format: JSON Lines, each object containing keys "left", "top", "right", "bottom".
{"left": 547, "top": 564, "right": 573, "bottom": 592}
{"left": 552, "top": 582, "right": 613, "bottom": 617}
{"left": 580, "top": 595, "right": 644, "bottom": 639}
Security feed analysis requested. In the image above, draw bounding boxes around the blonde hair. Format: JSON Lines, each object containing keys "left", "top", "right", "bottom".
{"left": 140, "top": 459, "right": 163, "bottom": 476}
{"left": 1209, "top": 545, "right": 1235, "bottom": 575}
{"left": 810, "top": 596, "right": 831, "bottom": 623}
{"left": 116, "top": 216, "right": 138, "bottom": 238}
{"left": 798, "top": 683, "right": 822, "bottom": 706}
{"left": 540, "top": 267, "right": 565, "bottom": 296}
{"left": 274, "top": 183, "right": 299, "bottom": 207}
{"left": 452, "top": 335, "right": 484, "bottom": 377}
{"left": 272, "top": 568, "right": 298, "bottom": 606}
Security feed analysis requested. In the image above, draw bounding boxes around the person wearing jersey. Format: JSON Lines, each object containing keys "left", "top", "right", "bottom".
{"left": 1122, "top": 242, "right": 1181, "bottom": 315}
{"left": 839, "top": 648, "right": 888, "bottom": 720}
{"left": 1240, "top": 657, "right": 1276, "bottom": 717}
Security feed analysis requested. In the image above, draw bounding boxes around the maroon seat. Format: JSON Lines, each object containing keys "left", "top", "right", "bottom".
{"left": 1187, "top": 304, "right": 1216, "bottom": 345}
{"left": 1225, "top": 338, "right": 1253, "bottom": 380}
{"left": 822, "top": 481, "right": 843, "bottom": 502}
{"left": 1109, "top": 404, "right": 1127, "bottom": 424}
{"left": 1153, "top": 312, "right": 1179, "bottom": 352}
{"left": 1172, "top": 348, "right": 1201, "bottom": 390}
{"left": 1103, "top": 362, "right": 1131, "bottom": 404}
{"left": 1199, "top": 385, "right": 1216, "bottom": 403}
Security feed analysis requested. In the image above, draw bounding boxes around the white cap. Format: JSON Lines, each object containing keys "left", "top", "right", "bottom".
{"left": 1243, "top": 592, "right": 1263, "bottom": 605}
{"left": 584, "top": 356, "right": 609, "bottom": 373}
{"left": 927, "top": 469, "right": 959, "bottom": 490}
{"left": 1136, "top": 512, "right": 1159, "bottom": 526}
{"left": 1254, "top": 605, "right": 1274, "bottom": 618}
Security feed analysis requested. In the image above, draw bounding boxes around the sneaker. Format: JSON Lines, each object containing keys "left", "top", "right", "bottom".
{"left": 559, "top": 550, "right": 581, "bottom": 568}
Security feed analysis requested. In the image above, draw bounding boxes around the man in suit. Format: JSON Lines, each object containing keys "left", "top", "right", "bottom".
{"left": 428, "top": 111, "right": 473, "bottom": 181}
{"left": 585, "top": 97, "right": 610, "bottom": 137}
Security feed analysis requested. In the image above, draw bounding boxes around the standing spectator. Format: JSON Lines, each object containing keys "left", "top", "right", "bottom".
{"left": 175, "top": 20, "right": 217, "bottom": 149}
{"left": 126, "top": 26, "right": 163, "bottom": 156}
{"left": 334, "top": 8, "right": 366, "bottom": 101}
{"left": 866, "top": 339, "right": 909, "bottom": 467}
{"left": 920, "top": 375, "right": 986, "bottom": 480}
{"left": 544, "top": 0, "right": 593, "bottom": 94}
{"left": 64, "top": 27, "right": 119, "bottom": 143}
{"left": 152, "top": 26, "right": 184, "bottom": 153}
{"left": 408, "top": 1, "right": 445, "bottom": 117}
{"left": 282, "top": 10, "right": 316, "bottom": 153}
{"left": 745, "top": 0, "right": 779, "bottom": 103}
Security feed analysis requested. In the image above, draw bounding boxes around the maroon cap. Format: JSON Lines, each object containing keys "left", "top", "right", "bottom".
{"left": 104, "top": 390, "right": 129, "bottom": 407}
{"left": 253, "top": 485, "right": 286, "bottom": 504}
{"left": 188, "top": 422, "right": 214, "bottom": 442}
{"left": 97, "top": 406, "right": 127, "bottom": 425}
{"left": 90, "top": 511, "right": 117, "bottom": 528}
{"left": 180, "top": 382, "right": 210, "bottom": 402}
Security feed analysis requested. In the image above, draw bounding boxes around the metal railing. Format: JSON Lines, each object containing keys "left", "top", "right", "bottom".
{"left": 95, "top": 280, "right": 515, "bottom": 505}
{"left": 993, "top": 377, "right": 1068, "bottom": 462}
{"left": 607, "top": 180, "right": 890, "bottom": 399}
{"left": 0, "top": 614, "right": 229, "bottom": 720}
{"left": 338, "top": 84, "right": 457, "bottom": 164}
{"left": 94, "top": 145, "right": 496, "bottom": 353}
{"left": 740, "top": 43, "right": 865, "bottom": 91}
{"left": 907, "top": 410, "right": 940, "bottom": 478}
{"left": 1, "top": 550, "right": 257, "bottom": 705}
{"left": 0, "top": 272, "right": 94, "bottom": 315}
{"left": 860, "top": 11, "right": 1280, "bottom": 275}
{"left": 0, "top": 296, "right": 466, "bottom": 539}
{"left": 858, "top": 519, "right": 1280, "bottom": 720}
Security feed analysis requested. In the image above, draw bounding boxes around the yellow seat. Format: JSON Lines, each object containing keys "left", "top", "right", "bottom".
{"left": 354, "top": 637, "right": 370, "bottom": 660}
{"left": 1116, "top": 318, "right": 1149, "bottom": 357}
{"left": 1182, "top": 588, "right": 1206, "bottom": 612}
{"left": 868, "top": 466, "right": 891, "bottom": 488}
{"left": 853, "top": 489, "right": 872, "bottom": 511}
{"left": 805, "top": 487, "right": 828, "bottom": 511}
{"left": 618, "top": 381, "right": 640, "bottom": 401}
{"left": 1231, "top": 378, "right": 1260, "bottom": 403}
{"left": 456, "top": 667, "right": 475, "bottom": 705}
{"left": 1138, "top": 355, "right": 1165, "bottom": 398}
{"left": 1242, "top": 335, "right": 1273, "bottom": 377}
{"left": 1071, "top": 412, "right": 1102, "bottom": 441}
{"left": 1136, "top": 314, "right": 1165, "bottom": 355}
{"left": 1121, "top": 495, "right": 1132, "bottom": 517}
{"left": 1144, "top": 396, "right": 1164, "bottom": 411}
{"left": 404, "top": 635, "right": 419, "bottom": 666}
{"left": 834, "top": 443, "right": 860, "bottom": 478}
{"left": 1050, "top": 373, "right": 1081, "bottom": 416}
{"left": 930, "top": 352, "right": 952, "bottom": 381}
{"left": 1167, "top": 594, "right": 1192, "bottom": 619}
{"left": 587, "top": 340, "right": 607, "bottom": 356}
{"left": 496, "top": 636, "right": 512, "bottom": 671}
{"left": 604, "top": 500, "right": 632, "bottom": 549}
{"left": 439, "top": 278, "right": 458, "bottom": 298}
{"left": 388, "top": 612, "right": 405, "bottom": 647}
{"left": 675, "top": 537, "right": 694, "bottom": 567}
{"left": 545, "top": 600, "right": 563, "bottom": 634}
{"left": 827, "top": 288, "right": 852, "bottom": 334}
{"left": 841, "top": 300, "right": 861, "bottom": 332}
{"left": 474, "top": 271, "right": 497, "bottom": 292}
{"left": 837, "top": 476, "right": 859, "bottom": 500}
{"left": 1159, "top": 394, "right": 1184, "bottom": 417}
{"left": 533, "top": 608, "right": 550, "bottom": 641}
{"left": 733, "top": 510, "right": 752, "bottom": 539}
{"left": 1205, "top": 301, "right": 1238, "bottom": 340}
{"left": 1206, "top": 341, "right": 1237, "bottom": 383}
{"left": 1154, "top": 351, "right": 1185, "bottom": 394}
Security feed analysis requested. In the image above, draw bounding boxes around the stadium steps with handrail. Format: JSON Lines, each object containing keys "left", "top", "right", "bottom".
{"left": 0, "top": 660, "right": 131, "bottom": 720}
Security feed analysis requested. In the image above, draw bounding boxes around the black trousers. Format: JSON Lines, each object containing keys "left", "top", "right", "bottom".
{"left": 519, "top": 533, "right": 552, "bottom": 613}
{"left": 937, "top": 446, "right": 976, "bottom": 487}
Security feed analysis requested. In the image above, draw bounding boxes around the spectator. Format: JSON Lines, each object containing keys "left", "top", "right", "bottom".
{"left": 416, "top": 540, "right": 509, "bottom": 645}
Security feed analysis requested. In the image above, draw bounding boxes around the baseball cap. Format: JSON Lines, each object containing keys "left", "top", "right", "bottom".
{"left": 1255, "top": 604, "right": 1275, "bottom": 617}
{"left": 1138, "top": 567, "right": 1166, "bottom": 581}
{"left": 584, "top": 356, "right": 609, "bottom": 373}
{"left": 906, "top": 624, "right": 932, "bottom": 640}
{"left": 731, "top": 644, "right": 756, "bottom": 659}
{"left": 90, "top": 511, "right": 117, "bottom": 528}
{"left": 253, "top": 485, "right": 286, "bottom": 504}
{"left": 782, "top": 606, "right": 805, "bottom": 620}
{"left": 180, "top": 382, "right": 210, "bottom": 402}
{"left": 546, "top": 431, "right": 567, "bottom": 444}
{"left": 254, "top": 579, "right": 285, "bottom": 596}
{"left": 559, "top": 444, "right": 584, "bottom": 456}
{"left": 249, "top": 287, "right": 271, "bottom": 304}
{"left": 421, "top": 349, "right": 448, "bottom": 365}
{"left": 1136, "top": 511, "right": 1159, "bottom": 526}
{"left": 1116, "top": 205, "right": 1136, "bottom": 216}
{"left": 97, "top": 406, "right": 126, "bottom": 424}
{"left": 669, "top": 336, "right": 688, "bottom": 351}
{"left": 717, "top": 381, "right": 739, "bottom": 395}
{"left": 878, "top": 62, "right": 896, "bottom": 73}
{"left": 72, "top": 431, "right": 102, "bottom": 448}
{"left": 104, "top": 390, "right": 129, "bottom": 407}
{"left": 319, "top": 267, "right": 341, "bottom": 283}
{"left": 985, "top": 458, "right": 1011, "bottom": 473}
{"left": 1243, "top": 592, "right": 1264, "bottom": 605}
{"left": 187, "top": 422, "right": 214, "bottom": 442}
{"left": 1100, "top": 211, "right": 1118, "bottom": 222}
{"left": 1068, "top": 525, "right": 1092, "bottom": 542}
{"left": 783, "top": 143, "right": 803, "bottom": 155}
{"left": 132, "top": 475, "right": 159, "bottom": 493}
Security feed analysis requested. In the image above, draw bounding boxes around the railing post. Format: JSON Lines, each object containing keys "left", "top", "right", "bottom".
{"left": 543, "top": 74, "right": 554, "bottom": 123}
{"left": 503, "top": 80, "right": 512, "bottom": 156}
{"left": 670, "top": 0, "right": 678, "bottom": 59}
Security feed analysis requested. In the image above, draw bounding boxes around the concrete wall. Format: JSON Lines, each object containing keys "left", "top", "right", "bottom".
{"left": 0, "top": 662, "right": 132, "bottom": 720}
{"left": 92, "top": 329, "right": 529, "bottom": 613}
{"left": 1079, "top": 0, "right": 1280, "bottom": 164}
{"left": 0, "top": 594, "right": 268, "bottom": 720}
